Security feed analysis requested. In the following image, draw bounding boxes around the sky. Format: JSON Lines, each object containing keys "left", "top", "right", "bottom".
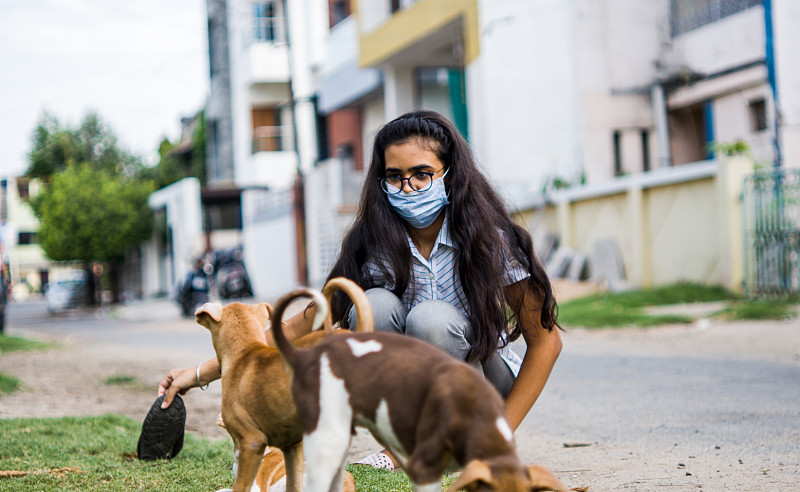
{"left": 0, "top": 0, "right": 209, "bottom": 178}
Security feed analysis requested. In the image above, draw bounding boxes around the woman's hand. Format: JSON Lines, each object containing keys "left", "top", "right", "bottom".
{"left": 158, "top": 358, "right": 219, "bottom": 408}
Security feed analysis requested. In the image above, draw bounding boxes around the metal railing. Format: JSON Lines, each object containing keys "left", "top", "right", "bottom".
{"left": 743, "top": 169, "right": 800, "bottom": 296}
{"left": 252, "top": 16, "right": 285, "bottom": 43}
{"left": 670, "top": 0, "right": 760, "bottom": 37}
{"left": 252, "top": 125, "right": 284, "bottom": 153}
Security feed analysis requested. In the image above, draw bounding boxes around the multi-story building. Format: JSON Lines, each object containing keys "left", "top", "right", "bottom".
{"left": 317, "top": 0, "right": 798, "bottom": 205}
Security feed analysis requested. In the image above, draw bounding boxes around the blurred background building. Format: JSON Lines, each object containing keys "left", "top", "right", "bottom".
{"left": 139, "top": 0, "right": 800, "bottom": 300}
{"left": 7, "top": 0, "right": 798, "bottom": 301}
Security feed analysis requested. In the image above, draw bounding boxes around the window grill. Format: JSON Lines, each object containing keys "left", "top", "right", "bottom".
{"left": 669, "top": 0, "right": 760, "bottom": 37}
{"left": 743, "top": 169, "right": 800, "bottom": 296}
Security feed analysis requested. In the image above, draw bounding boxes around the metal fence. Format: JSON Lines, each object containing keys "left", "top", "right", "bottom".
{"left": 743, "top": 169, "right": 800, "bottom": 296}
{"left": 670, "top": 0, "right": 761, "bottom": 37}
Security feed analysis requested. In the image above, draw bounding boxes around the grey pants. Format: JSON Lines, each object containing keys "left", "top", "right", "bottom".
{"left": 348, "top": 287, "right": 515, "bottom": 398}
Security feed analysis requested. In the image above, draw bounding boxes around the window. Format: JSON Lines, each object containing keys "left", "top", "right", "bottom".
{"left": 613, "top": 131, "right": 623, "bottom": 176}
{"left": 330, "top": 0, "right": 350, "bottom": 28}
{"left": 252, "top": 107, "right": 283, "bottom": 153}
{"left": 748, "top": 99, "right": 767, "bottom": 133}
{"left": 254, "top": 2, "right": 277, "bottom": 42}
{"left": 670, "top": 0, "right": 760, "bottom": 37}
{"left": 18, "top": 232, "right": 39, "bottom": 245}
{"left": 641, "top": 130, "right": 651, "bottom": 172}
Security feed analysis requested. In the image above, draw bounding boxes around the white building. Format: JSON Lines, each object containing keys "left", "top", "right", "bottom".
{"left": 320, "top": 0, "right": 798, "bottom": 208}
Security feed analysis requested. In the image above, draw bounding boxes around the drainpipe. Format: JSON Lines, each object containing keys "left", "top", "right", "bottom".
{"left": 651, "top": 80, "right": 672, "bottom": 168}
{"left": 763, "top": 0, "right": 781, "bottom": 166}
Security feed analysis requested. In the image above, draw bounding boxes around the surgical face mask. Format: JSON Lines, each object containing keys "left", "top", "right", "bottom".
{"left": 386, "top": 170, "right": 450, "bottom": 228}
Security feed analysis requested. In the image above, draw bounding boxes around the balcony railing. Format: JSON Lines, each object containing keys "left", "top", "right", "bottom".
{"left": 670, "top": 0, "right": 760, "bottom": 37}
{"left": 252, "top": 16, "right": 286, "bottom": 44}
{"left": 252, "top": 125, "right": 284, "bottom": 153}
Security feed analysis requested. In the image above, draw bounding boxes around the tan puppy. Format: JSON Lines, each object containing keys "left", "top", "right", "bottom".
{"left": 197, "top": 278, "right": 372, "bottom": 492}
{"left": 269, "top": 287, "right": 567, "bottom": 492}
{"left": 216, "top": 416, "right": 357, "bottom": 492}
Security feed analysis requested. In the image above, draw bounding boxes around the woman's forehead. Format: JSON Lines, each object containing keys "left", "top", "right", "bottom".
{"left": 384, "top": 138, "right": 442, "bottom": 167}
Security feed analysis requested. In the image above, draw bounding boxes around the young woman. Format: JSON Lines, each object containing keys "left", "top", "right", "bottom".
{"left": 158, "top": 110, "right": 562, "bottom": 470}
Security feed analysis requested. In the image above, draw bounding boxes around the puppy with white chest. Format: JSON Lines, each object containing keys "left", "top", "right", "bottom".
{"left": 270, "top": 287, "right": 567, "bottom": 492}
{"left": 195, "top": 278, "right": 371, "bottom": 492}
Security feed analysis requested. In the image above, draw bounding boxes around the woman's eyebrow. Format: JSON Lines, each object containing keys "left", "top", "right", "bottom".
{"left": 385, "top": 164, "right": 435, "bottom": 173}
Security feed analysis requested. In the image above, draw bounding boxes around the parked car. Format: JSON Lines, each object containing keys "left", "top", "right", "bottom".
{"left": 46, "top": 270, "right": 89, "bottom": 313}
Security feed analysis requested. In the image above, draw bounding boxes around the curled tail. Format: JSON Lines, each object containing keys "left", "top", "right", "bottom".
{"left": 271, "top": 288, "right": 329, "bottom": 367}
{"left": 321, "top": 277, "right": 374, "bottom": 333}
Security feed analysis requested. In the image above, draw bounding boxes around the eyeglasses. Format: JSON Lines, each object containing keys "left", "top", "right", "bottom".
{"left": 378, "top": 168, "right": 446, "bottom": 195}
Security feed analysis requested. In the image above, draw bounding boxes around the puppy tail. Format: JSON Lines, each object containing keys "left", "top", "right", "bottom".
{"left": 321, "top": 277, "right": 374, "bottom": 333}
{"left": 271, "top": 288, "right": 329, "bottom": 367}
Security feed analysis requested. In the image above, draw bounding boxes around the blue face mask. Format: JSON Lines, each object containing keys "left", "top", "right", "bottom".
{"left": 386, "top": 170, "right": 450, "bottom": 229}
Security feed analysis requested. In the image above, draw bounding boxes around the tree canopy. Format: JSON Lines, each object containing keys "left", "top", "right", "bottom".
{"left": 32, "top": 164, "right": 154, "bottom": 263}
{"left": 25, "top": 112, "right": 144, "bottom": 182}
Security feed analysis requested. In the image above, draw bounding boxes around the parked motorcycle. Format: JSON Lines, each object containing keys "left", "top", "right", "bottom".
{"left": 210, "top": 246, "right": 253, "bottom": 299}
{"left": 175, "top": 258, "right": 210, "bottom": 317}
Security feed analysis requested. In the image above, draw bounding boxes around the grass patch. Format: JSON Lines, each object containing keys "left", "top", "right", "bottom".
{"left": 0, "top": 415, "right": 233, "bottom": 491}
{"left": 0, "top": 334, "right": 53, "bottom": 354}
{"left": 714, "top": 297, "right": 799, "bottom": 321}
{"left": 0, "top": 415, "right": 459, "bottom": 491}
{"left": 347, "top": 465, "right": 457, "bottom": 491}
{"left": 0, "top": 371, "right": 21, "bottom": 394}
{"left": 557, "top": 282, "right": 774, "bottom": 329}
{"left": 103, "top": 374, "right": 139, "bottom": 386}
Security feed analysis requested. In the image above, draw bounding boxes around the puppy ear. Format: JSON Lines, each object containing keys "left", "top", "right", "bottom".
{"left": 195, "top": 302, "right": 223, "bottom": 325}
{"left": 259, "top": 302, "right": 274, "bottom": 319}
{"left": 526, "top": 464, "right": 567, "bottom": 491}
{"left": 444, "top": 460, "right": 492, "bottom": 492}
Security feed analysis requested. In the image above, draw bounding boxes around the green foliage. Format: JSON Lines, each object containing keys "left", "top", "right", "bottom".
{"left": 25, "top": 112, "right": 144, "bottom": 182}
{"left": 707, "top": 139, "right": 750, "bottom": 157}
{"left": 140, "top": 111, "right": 207, "bottom": 190}
{"left": 32, "top": 164, "right": 154, "bottom": 263}
{"left": 0, "top": 334, "right": 53, "bottom": 354}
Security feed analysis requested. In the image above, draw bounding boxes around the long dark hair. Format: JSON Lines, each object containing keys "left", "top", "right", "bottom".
{"left": 327, "top": 109, "right": 558, "bottom": 363}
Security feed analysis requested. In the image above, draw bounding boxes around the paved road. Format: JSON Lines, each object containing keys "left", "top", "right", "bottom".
{"left": 4, "top": 298, "right": 799, "bottom": 489}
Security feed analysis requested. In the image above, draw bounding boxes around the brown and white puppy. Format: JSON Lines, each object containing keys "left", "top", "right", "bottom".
{"left": 270, "top": 287, "right": 567, "bottom": 492}
{"left": 196, "top": 277, "right": 372, "bottom": 492}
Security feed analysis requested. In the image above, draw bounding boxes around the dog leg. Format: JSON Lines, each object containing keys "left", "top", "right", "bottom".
{"left": 283, "top": 442, "right": 304, "bottom": 492}
{"left": 233, "top": 439, "right": 267, "bottom": 492}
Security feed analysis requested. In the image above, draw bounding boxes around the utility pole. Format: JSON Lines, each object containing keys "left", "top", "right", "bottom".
{"left": 282, "top": 0, "right": 308, "bottom": 285}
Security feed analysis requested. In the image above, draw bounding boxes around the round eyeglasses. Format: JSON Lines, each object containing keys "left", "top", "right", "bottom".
{"left": 378, "top": 168, "right": 446, "bottom": 195}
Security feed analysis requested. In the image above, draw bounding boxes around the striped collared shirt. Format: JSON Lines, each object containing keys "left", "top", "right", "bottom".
{"left": 362, "top": 217, "right": 529, "bottom": 375}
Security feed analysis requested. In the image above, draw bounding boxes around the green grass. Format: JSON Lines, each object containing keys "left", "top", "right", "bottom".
{"left": 103, "top": 375, "right": 139, "bottom": 386}
{"left": 0, "top": 334, "right": 55, "bottom": 396}
{"left": 0, "top": 415, "right": 233, "bottom": 491}
{"left": 714, "top": 296, "right": 800, "bottom": 321}
{"left": 0, "top": 334, "right": 54, "bottom": 354}
{"left": 0, "top": 371, "right": 21, "bottom": 394}
{"left": 0, "top": 415, "right": 457, "bottom": 491}
{"left": 557, "top": 282, "right": 798, "bottom": 329}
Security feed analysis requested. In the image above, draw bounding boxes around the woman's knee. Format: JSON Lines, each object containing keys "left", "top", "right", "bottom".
{"left": 405, "top": 301, "right": 473, "bottom": 359}
{"left": 348, "top": 288, "right": 406, "bottom": 334}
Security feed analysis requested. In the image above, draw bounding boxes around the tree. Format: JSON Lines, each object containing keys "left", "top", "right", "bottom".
{"left": 25, "top": 112, "right": 144, "bottom": 183}
{"left": 31, "top": 164, "right": 154, "bottom": 303}
{"left": 141, "top": 110, "right": 207, "bottom": 189}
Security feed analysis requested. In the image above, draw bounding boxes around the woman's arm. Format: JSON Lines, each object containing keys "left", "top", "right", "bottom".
{"left": 502, "top": 279, "right": 563, "bottom": 431}
{"left": 158, "top": 306, "right": 316, "bottom": 409}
